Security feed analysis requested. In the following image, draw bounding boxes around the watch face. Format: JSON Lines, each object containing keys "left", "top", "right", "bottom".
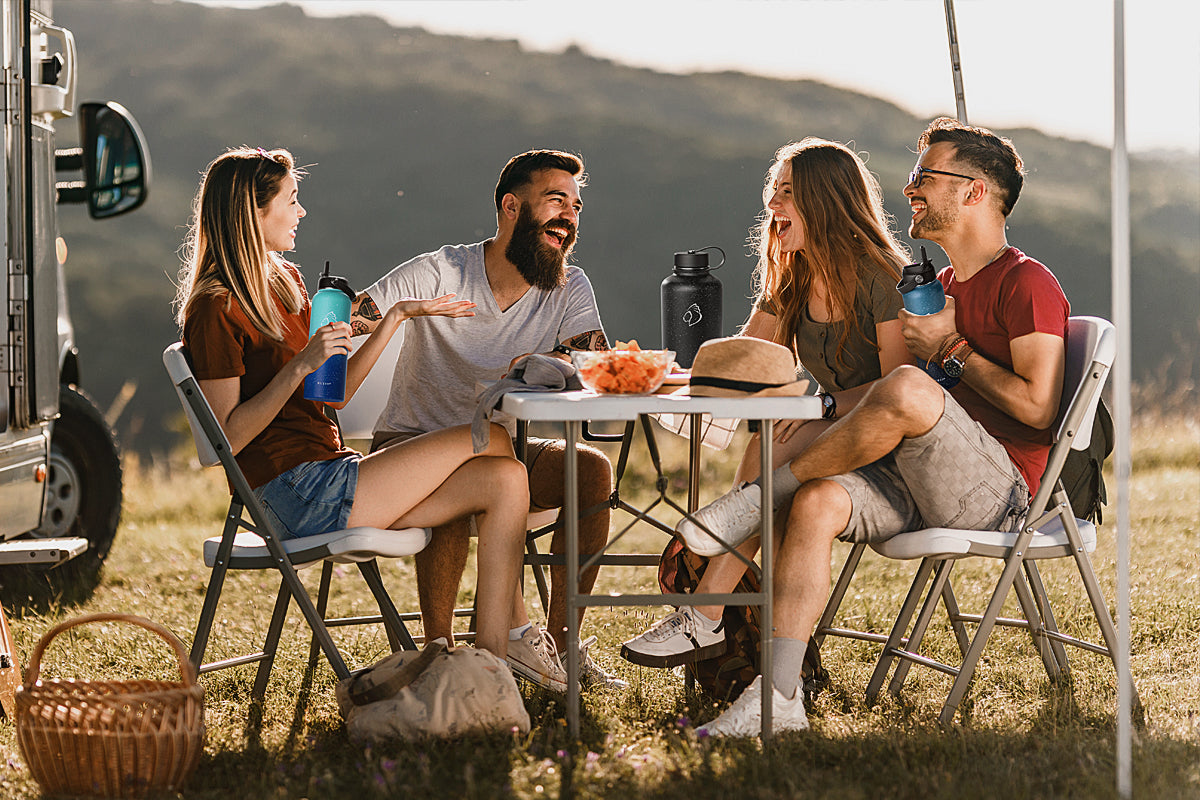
{"left": 943, "top": 357, "right": 965, "bottom": 378}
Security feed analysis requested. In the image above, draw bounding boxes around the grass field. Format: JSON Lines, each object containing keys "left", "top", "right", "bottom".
{"left": 0, "top": 412, "right": 1197, "bottom": 799}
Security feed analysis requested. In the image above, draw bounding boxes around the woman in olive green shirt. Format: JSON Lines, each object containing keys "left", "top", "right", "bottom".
{"left": 622, "top": 138, "right": 911, "bottom": 667}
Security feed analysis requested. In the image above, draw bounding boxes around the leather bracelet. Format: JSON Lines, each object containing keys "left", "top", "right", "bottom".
{"left": 933, "top": 332, "right": 960, "bottom": 365}
{"left": 936, "top": 334, "right": 967, "bottom": 366}
{"left": 552, "top": 343, "right": 572, "bottom": 356}
{"left": 941, "top": 337, "right": 970, "bottom": 369}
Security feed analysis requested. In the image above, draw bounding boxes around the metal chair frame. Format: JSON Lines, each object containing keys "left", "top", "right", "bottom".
{"left": 163, "top": 342, "right": 427, "bottom": 703}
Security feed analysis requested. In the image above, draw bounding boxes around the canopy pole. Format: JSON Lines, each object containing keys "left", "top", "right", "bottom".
{"left": 943, "top": 0, "right": 968, "bottom": 123}
{"left": 1111, "top": 0, "right": 1133, "bottom": 797}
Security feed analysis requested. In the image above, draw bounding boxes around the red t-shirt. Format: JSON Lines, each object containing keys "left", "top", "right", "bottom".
{"left": 182, "top": 263, "right": 353, "bottom": 489}
{"left": 940, "top": 247, "right": 1070, "bottom": 495}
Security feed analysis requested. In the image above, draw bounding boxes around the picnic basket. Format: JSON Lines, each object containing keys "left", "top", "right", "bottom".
{"left": 14, "top": 613, "right": 205, "bottom": 798}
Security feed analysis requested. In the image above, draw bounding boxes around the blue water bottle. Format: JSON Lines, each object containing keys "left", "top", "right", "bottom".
{"left": 303, "top": 261, "right": 356, "bottom": 402}
{"left": 897, "top": 246, "right": 957, "bottom": 388}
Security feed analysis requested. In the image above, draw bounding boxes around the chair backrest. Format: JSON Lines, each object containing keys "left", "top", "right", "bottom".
{"left": 1056, "top": 316, "right": 1115, "bottom": 452}
{"left": 1024, "top": 316, "right": 1114, "bottom": 516}
{"left": 163, "top": 342, "right": 224, "bottom": 468}
{"left": 338, "top": 330, "right": 405, "bottom": 441}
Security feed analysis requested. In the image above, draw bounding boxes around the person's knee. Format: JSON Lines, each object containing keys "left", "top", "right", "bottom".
{"left": 489, "top": 456, "right": 531, "bottom": 509}
{"left": 864, "top": 366, "right": 944, "bottom": 427}
{"left": 577, "top": 447, "right": 613, "bottom": 498}
{"left": 788, "top": 480, "right": 852, "bottom": 543}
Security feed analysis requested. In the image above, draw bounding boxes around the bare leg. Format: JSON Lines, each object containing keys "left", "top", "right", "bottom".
{"left": 348, "top": 423, "right": 529, "bottom": 658}
{"left": 526, "top": 442, "right": 613, "bottom": 652}
{"left": 787, "top": 366, "right": 943, "bottom": 485}
{"left": 688, "top": 421, "right": 824, "bottom": 621}
{"left": 773, "top": 479, "right": 854, "bottom": 641}
{"left": 389, "top": 455, "right": 530, "bottom": 656}
{"left": 413, "top": 520, "right": 471, "bottom": 645}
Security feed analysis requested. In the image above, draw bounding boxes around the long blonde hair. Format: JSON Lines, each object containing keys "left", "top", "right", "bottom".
{"left": 175, "top": 147, "right": 306, "bottom": 340}
{"left": 751, "top": 139, "right": 908, "bottom": 369}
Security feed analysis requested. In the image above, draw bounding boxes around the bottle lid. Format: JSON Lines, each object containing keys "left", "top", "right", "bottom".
{"left": 897, "top": 246, "right": 937, "bottom": 291}
{"left": 317, "top": 260, "right": 356, "bottom": 299}
{"left": 673, "top": 250, "right": 710, "bottom": 270}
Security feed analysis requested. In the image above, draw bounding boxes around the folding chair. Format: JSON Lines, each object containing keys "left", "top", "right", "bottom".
{"left": 861, "top": 316, "right": 1138, "bottom": 725}
{"left": 163, "top": 342, "right": 430, "bottom": 703}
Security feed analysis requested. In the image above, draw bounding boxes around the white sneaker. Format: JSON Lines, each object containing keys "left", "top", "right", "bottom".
{"left": 676, "top": 483, "right": 763, "bottom": 557}
{"left": 563, "top": 635, "right": 630, "bottom": 690}
{"left": 506, "top": 626, "right": 568, "bottom": 693}
{"left": 696, "top": 675, "right": 810, "bottom": 738}
{"left": 620, "top": 606, "right": 726, "bottom": 668}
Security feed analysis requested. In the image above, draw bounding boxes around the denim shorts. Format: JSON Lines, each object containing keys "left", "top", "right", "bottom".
{"left": 829, "top": 389, "right": 1030, "bottom": 544}
{"left": 253, "top": 455, "right": 361, "bottom": 539}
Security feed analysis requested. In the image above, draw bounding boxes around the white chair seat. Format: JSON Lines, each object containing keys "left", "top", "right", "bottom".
{"left": 871, "top": 516, "right": 1097, "bottom": 562}
{"left": 205, "top": 527, "right": 433, "bottom": 569}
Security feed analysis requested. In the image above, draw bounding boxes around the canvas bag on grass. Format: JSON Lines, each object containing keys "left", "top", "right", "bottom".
{"left": 335, "top": 642, "right": 530, "bottom": 741}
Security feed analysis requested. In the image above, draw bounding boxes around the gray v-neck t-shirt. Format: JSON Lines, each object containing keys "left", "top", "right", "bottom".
{"left": 365, "top": 241, "right": 604, "bottom": 437}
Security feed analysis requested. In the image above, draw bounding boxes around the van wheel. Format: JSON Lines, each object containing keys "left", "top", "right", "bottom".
{"left": 32, "top": 386, "right": 123, "bottom": 595}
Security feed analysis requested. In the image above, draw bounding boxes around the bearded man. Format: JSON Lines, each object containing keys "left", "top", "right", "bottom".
{"left": 350, "top": 150, "right": 624, "bottom": 693}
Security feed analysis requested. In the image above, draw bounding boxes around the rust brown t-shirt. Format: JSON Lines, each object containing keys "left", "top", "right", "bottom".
{"left": 182, "top": 263, "right": 354, "bottom": 489}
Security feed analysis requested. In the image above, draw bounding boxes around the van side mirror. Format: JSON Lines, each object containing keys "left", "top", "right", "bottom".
{"left": 55, "top": 101, "right": 151, "bottom": 219}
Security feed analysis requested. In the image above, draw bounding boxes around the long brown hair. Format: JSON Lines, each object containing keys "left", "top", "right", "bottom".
{"left": 750, "top": 139, "right": 908, "bottom": 369}
{"left": 175, "top": 147, "right": 306, "bottom": 340}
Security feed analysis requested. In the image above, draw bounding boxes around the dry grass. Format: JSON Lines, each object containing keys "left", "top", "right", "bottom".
{"left": 0, "top": 412, "right": 1196, "bottom": 799}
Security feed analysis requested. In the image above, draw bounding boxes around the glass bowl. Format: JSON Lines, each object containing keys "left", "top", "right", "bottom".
{"left": 572, "top": 349, "right": 675, "bottom": 394}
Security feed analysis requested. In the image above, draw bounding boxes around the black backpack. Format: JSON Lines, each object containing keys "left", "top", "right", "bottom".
{"left": 1059, "top": 398, "right": 1114, "bottom": 524}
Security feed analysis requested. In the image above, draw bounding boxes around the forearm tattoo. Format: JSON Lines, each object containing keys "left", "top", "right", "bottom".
{"left": 350, "top": 293, "right": 381, "bottom": 337}
{"left": 566, "top": 330, "right": 609, "bottom": 351}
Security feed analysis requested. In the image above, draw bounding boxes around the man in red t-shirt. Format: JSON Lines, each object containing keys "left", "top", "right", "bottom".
{"left": 678, "top": 118, "right": 1070, "bottom": 737}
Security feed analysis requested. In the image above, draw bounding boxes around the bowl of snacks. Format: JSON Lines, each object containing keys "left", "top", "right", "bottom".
{"left": 573, "top": 341, "right": 675, "bottom": 395}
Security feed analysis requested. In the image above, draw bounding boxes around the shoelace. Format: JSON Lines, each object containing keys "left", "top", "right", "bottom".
{"left": 701, "top": 486, "right": 759, "bottom": 530}
{"left": 645, "top": 609, "right": 696, "bottom": 643}
{"left": 531, "top": 627, "right": 565, "bottom": 676}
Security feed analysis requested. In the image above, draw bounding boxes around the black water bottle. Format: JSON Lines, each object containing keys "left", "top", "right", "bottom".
{"left": 661, "top": 246, "right": 724, "bottom": 368}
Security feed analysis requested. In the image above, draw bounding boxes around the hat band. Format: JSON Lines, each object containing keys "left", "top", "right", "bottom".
{"left": 690, "top": 375, "right": 790, "bottom": 393}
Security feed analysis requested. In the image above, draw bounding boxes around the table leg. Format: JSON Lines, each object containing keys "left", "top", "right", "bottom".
{"left": 759, "top": 420, "right": 774, "bottom": 742}
{"left": 565, "top": 419, "right": 581, "bottom": 738}
{"left": 686, "top": 413, "right": 702, "bottom": 696}
{"left": 688, "top": 413, "right": 702, "bottom": 512}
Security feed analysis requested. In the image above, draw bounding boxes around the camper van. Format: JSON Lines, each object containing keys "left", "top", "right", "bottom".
{"left": 0, "top": 0, "right": 150, "bottom": 587}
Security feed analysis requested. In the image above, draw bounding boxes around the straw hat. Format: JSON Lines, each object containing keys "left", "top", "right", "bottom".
{"left": 679, "top": 336, "right": 810, "bottom": 397}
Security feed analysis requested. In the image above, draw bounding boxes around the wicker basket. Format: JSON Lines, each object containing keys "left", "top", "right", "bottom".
{"left": 14, "top": 613, "right": 205, "bottom": 798}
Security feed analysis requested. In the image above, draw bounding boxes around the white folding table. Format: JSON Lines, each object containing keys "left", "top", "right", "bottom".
{"left": 499, "top": 389, "right": 821, "bottom": 739}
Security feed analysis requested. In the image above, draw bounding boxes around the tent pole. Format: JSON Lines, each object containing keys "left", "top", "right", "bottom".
{"left": 1111, "top": 1, "right": 1133, "bottom": 797}
{"left": 943, "top": 0, "right": 968, "bottom": 123}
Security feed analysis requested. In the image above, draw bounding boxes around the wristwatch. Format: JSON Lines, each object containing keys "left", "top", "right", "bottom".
{"left": 941, "top": 339, "right": 972, "bottom": 378}
{"left": 818, "top": 391, "right": 837, "bottom": 420}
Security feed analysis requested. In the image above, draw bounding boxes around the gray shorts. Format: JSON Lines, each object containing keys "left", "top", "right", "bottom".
{"left": 829, "top": 389, "right": 1029, "bottom": 544}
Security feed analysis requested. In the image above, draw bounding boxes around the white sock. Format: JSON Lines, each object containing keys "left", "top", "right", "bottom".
{"left": 688, "top": 606, "right": 722, "bottom": 630}
{"left": 509, "top": 623, "right": 533, "bottom": 641}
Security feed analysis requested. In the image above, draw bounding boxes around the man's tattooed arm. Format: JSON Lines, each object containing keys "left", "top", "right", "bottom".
{"left": 564, "top": 330, "right": 609, "bottom": 352}
{"left": 349, "top": 293, "right": 382, "bottom": 337}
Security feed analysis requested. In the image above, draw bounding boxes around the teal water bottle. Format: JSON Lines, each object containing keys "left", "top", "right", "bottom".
{"left": 303, "top": 261, "right": 356, "bottom": 402}
{"left": 897, "top": 247, "right": 957, "bottom": 388}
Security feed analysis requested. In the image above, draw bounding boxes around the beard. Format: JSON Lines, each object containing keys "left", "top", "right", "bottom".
{"left": 505, "top": 203, "right": 576, "bottom": 291}
{"left": 909, "top": 198, "right": 958, "bottom": 240}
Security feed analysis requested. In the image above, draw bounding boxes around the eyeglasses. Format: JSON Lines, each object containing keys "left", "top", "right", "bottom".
{"left": 908, "top": 165, "right": 977, "bottom": 189}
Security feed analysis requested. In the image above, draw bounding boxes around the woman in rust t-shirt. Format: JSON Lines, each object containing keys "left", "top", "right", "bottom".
{"left": 174, "top": 147, "right": 530, "bottom": 659}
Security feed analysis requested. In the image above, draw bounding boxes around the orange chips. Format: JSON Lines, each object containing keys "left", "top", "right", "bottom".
{"left": 574, "top": 341, "right": 673, "bottom": 394}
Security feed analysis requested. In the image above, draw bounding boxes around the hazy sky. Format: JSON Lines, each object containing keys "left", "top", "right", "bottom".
{"left": 194, "top": 0, "right": 1198, "bottom": 153}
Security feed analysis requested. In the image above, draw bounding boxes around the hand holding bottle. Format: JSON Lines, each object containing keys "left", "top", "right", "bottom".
{"left": 297, "top": 320, "right": 352, "bottom": 377}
